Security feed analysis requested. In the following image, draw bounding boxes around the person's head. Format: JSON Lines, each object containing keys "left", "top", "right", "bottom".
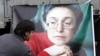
{"left": 14, "top": 20, "right": 35, "bottom": 41}
{"left": 43, "top": 4, "right": 83, "bottom": 46}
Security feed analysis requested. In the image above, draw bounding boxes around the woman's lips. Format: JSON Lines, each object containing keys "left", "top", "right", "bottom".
{"left": 54, "top": 36, "right": 65, "bottom": 40}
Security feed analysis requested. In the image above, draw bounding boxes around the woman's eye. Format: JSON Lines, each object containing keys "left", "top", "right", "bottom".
{"left": 50, "top": 22, "right": 56, "bottom": 24}
{"left": 63, "top": 22, "right": 72, "bottom": 28}
{"left": 65, "top": 22, "right": 71, "bottom": 25}
{"left": 49, "top": 21, "right": 57, "bottom": 27}
{"left": 64, "top": 19, "right": 72, "bottom": 26}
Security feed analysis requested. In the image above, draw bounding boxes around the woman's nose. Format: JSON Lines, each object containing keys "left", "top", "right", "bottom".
{"left": 56, "top": 24, "right": 64, "bottom": 32}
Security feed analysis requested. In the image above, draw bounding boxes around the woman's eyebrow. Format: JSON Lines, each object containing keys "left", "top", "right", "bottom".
{"left": 63, "top": 17, "right": 72, "bottom": 21}
{"left": 49, "top": 17, "right": 57, "bottom": 21}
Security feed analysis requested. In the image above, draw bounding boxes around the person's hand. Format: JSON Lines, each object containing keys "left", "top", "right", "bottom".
{"left": 60, "top": 49, "right": 73, "bottom": 56}
{"left": 44, "top": 45, "right": 73, "bottom": 56}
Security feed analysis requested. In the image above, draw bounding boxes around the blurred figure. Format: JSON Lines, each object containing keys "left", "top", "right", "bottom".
{"left": 0, "top": 20, "right": 35, "bottom": 56}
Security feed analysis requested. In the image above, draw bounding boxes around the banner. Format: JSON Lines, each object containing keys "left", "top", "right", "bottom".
{"left": 12, "top": 3, "right": 95, "bottom": 56}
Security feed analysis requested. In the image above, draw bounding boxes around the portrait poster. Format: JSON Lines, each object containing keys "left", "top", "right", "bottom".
{"left": 12, "top": 2, "right": 95, "bottom": 56}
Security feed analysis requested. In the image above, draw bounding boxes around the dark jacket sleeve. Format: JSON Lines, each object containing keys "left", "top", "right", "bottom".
{"left": 22, "top": 50, "right": 33, "bottom": 56}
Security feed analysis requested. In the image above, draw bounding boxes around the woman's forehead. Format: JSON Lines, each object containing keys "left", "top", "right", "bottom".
{"left": 46, "top": 7, "right": 76, "bottom": 21}
{"left": 49, "top": 7, "right": 73, "bottom": 13}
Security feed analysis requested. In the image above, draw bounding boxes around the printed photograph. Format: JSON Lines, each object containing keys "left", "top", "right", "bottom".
{"left": 12, "top": 3, "right": 95, "bottom": 56}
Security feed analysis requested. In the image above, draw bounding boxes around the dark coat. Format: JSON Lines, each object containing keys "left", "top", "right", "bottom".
{"left": 0, "top": 34, "right": 32, "bottom": 56}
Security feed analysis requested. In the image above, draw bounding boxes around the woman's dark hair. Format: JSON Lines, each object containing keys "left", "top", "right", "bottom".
{"left": 14, "top": 20, "right": 35, "bottom": 38}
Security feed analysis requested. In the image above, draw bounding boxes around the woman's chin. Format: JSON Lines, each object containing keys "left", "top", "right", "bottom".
{"left": 54, "top": 42, "right": 66, "bottom": 46}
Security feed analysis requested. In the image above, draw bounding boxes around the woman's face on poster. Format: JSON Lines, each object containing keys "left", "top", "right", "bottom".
{"left": 46, "top": 7, "right": 76, "bottom": 46}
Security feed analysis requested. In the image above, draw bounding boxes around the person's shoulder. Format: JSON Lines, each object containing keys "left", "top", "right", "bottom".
{"left": 0, "top": 33, "right": 13, "bottom": 38}
{"left": 0, "top": 34, "right": 15, "bottom": 45}
{"left": 0, "top": 33, "right": 16, "bottom": 41}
